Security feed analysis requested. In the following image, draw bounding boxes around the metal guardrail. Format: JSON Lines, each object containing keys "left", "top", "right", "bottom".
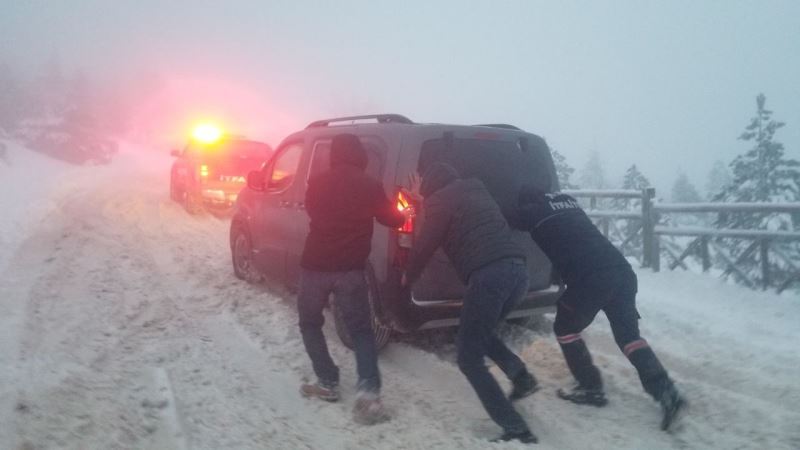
{"left": 563, "top": 189, "right": 800, "bottom": 292}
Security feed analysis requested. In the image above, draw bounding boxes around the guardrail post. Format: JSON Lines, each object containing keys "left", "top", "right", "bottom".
{"left": 701, "top": 236, "right": 711, "bottom": 272}
{"left": 760, "top": 238, "right": 770, "bottom": 290}
{"left": 641, "top": 187, "right": 656, "bottom": 268}
{"left": 651, "top": 235, "right": 661, "bottom": 272}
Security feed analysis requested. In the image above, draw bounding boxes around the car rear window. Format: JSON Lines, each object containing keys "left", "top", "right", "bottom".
{"left": 417, "top": 135, "right": 555, "bottom": 221}
{"left": 418, "top": 136, "right": 553, "bottom": 187}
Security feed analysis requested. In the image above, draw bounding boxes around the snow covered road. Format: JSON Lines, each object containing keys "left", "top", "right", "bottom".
{"left": 1, "top": 142, "right": 798, "bottom": 449}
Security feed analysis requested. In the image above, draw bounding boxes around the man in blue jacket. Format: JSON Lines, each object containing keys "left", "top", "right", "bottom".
{"left": 516, "top": 186, "right": 686, "bottom": 431}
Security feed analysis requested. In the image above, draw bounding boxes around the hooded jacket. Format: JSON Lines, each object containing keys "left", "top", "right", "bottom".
{"left": 406, "top": 163, "right": 526, "bottom": 284}
{"left": 517, "top": 187, "right": 631, "bottom": 284}
{"left": 301, "top": 134, "right": 404, "bottom": 272}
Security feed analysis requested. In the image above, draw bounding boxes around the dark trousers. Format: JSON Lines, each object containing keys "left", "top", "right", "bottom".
{"left": 553, "top": 267, "right": 670, "bottom": 399}
{"left": 457, "top": 258, "right": 531, "bottom": 434}
{"left": 297, "top": 268, "right": 380, "bottom": 393}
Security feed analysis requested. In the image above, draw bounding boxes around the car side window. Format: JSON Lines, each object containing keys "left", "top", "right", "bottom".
{"left": 307, "top": 138, "right": 386, "bottom": 182}
{"left": 308, "top": 141, "right": 331, "bottom": 181}
{"left": 268, "top": 142, "right": 304, "bottom": 190}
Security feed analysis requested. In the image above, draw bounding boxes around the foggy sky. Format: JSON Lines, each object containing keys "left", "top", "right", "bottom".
{"left": 2, "top": 0, "right": 799, "bottom": 195}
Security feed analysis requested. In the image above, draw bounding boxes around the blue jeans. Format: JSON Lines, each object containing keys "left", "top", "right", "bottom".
{"left": 457, "top": 258, "right": 530, "bottom": 434}
{"left": 297, "top": 268, "right": 380, "bottom": 393}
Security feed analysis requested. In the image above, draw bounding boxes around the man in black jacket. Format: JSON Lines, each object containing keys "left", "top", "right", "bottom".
{"left": 298, "top": 133, "right": 407, "bottom": 425}
{"left": 517, "top": 187, "right": 685, "bottom": 431}
{"left": 403, "top": 163, "right": 539, "bottom": 444}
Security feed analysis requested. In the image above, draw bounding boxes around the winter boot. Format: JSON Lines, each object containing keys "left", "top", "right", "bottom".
{"left": 352, "top": 391, "right": 390, "bottom": 425}
{"left": 557, "top": 384, "right": 608, "bottom": 407}
{"left": 490, "top": 429, "right": 538, "bottom": 444}
{"left": 659, "top": 382, "right": 686, "bottom": 431}
{"left": 509, "top": 371, "right": 540, "bottom": 401}
{"left": 558, "top": 336, "right": 604, "bottom": 404}
{"left": 300, "top": 381, "right": 339, "bottom": 402}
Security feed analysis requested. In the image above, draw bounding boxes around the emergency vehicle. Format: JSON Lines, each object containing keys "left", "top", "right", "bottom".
{"left": 170, "top": 124, "right": 272, "bottom": 214}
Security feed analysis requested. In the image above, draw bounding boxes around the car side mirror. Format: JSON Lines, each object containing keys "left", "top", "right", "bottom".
{"left": 247, "top": 171, "right": 265, "bottom": 191}
{"left": 170, "top": 149, "right": 181, "bottom": 157}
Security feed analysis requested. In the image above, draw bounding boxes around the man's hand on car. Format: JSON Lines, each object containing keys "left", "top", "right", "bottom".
{"left": 407, "top": 172, "right": 422, "bottom": 200}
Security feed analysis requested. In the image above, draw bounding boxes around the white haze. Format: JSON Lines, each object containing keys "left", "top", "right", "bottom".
{"left": 2, "top": 0, "right": 799, "bottom": 195}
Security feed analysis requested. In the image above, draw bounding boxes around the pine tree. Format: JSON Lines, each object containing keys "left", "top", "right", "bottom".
{"left": 672, "top": 171, "right": 705, "bottom": 226}
{"left": 672, "top": 171, "right": 701, "bottom": 203}
{"left": 706, "top": 160, "right": 732, "bottom": 200}
{"left": 615, "top": 164, "right": 651, "bottom": 209}
{"left": 614, "top": 164, "right": 651, "bottom": 261}
{"left": 622, "top": 164, "right": 651, "bottom": 191}
{"left": 0, "top": 62, "right": 30, "bottom": 133}
{"left": 579, "top": 151, "right": 606, "bottom": 189}
{"left": 714, "top": 94, "right": 800, "bottom": 227}
{"left": 551, "top": 149, "right": 577, "bottom": 190}
{"left": 713, "top": 93, "right": 800, "bottom": 288}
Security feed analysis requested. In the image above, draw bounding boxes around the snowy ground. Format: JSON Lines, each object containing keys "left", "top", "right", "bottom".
{"left": 0, "top": 141, "right": 798, "bottom": 450}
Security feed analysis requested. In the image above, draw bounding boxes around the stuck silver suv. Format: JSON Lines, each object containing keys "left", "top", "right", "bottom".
{"left": 230, "top": 114, "right": 563, "bottom": 348}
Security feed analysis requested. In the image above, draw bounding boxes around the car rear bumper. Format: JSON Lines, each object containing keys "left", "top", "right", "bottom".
{"left": 200, "top": 188, "right": 239, "bottom": 205}
{"left": 382, "top": 282, "right": 564, "bottom": 332}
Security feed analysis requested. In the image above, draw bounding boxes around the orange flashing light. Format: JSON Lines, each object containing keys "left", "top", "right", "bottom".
{"left": 200, "top": 164, "right": 209, "bottom": 179}
{"left": 192, "top": 123, "right": 223, "bottom": 143}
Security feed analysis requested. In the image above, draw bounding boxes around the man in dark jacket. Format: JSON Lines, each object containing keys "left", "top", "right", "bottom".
{"left": 403, "top": 163, "right": 539, "bottom": 444}
{"left": 298, "top": 133, "right": 407, "bottom": 425}
{"left": 517, "top": 187, "right": 685, "bottom": 431}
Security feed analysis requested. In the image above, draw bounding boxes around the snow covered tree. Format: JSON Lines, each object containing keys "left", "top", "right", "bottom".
{"left": 622, "top": 164, "right": 651, "bottom": 191}
{"left": 713, "top": 94, "right": 800, "bottom": 289}
{"left": 672, "top": 171, "right": 705, "bottom": 226}
{"left": 672, "top": 171, "right": 701, "bottom": 203}
{"left": 551, "top": 149, "right": 577, "bottom": 189}
{"left": 0, "top": 62, "right": 31, "bottom": 133}
{"left": 615, "top": 164, "right": 651, "bottom": 208}
{"left": 706, "top": 160, "right": 732, "bottom": 200}
{"left": 614, "top": 164, "right": 652, "bottom": 259}
{"left": 713, "top": 94, "right": 800, "bottom": 226}
{"left": 579, "top": 151, "right": 606, "bottom": 189}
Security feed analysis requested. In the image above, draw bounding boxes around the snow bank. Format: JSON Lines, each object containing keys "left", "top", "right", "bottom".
{"left": 0, "top": 139, "right": 74, "bottom": 271}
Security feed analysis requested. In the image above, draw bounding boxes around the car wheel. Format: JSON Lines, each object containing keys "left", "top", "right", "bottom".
{"left": 184, "top": 191, "right": 203, "bottom": 214}
{"left": 332, "top": 266, "right": 392, "bottom": 351}
{"left": 231, "top": 224, "right": 262, "bottom": 283}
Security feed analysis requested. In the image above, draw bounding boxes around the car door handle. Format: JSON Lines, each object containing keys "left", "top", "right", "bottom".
{"left": 279, "top": 200, "right": 291, "bottom": 208}
{"left": 295, "top": 202, "right": 305, "bottom": 210}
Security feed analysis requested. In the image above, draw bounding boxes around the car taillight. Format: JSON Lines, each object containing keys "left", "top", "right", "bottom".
{"left": 199, "top": 164, "right": 209, "bottom": 182}
{"left": 395, "top": 190, "right": 416, "bottom": 249}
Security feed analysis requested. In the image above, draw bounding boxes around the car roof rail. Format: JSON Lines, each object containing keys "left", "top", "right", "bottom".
{"left": 306, "top": 114, "right": 414, "bottom": 129}
{"left": 474, "top": 123, "right": 522, "bottom": 130}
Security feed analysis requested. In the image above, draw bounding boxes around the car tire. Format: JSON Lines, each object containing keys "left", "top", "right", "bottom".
{"left": 184, "top": 191, "right": 203, "bottom": 214}
{"left": 230, "top": 223, "right": 262, "bottom": 283}
{"left": 332, "top": 266, "right": 392, "bottom": 351}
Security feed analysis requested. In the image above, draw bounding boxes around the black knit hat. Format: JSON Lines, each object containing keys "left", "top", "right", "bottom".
{"left": 330, "top": 133, "right": 368, "bottom": 170}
